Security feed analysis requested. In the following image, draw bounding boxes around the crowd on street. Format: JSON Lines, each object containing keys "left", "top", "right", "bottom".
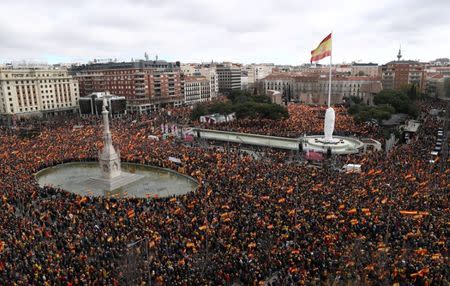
{"left": 0, "top": 100, "right": 448, "bottom": 285}
{"left": 207, "top": 105, "right": 381, "bottom": 139}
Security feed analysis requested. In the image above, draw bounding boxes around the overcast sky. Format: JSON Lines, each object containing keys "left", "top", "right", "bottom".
{"left": 1, "top": 0, "right": 449, "bottom": 65}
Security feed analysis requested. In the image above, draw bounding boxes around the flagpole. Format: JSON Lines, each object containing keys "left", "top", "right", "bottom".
{"left": 328, "top": 46, "right": 332, "bottom": 108}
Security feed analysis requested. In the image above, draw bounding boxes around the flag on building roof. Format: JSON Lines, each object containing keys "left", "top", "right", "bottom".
{"left": 311, "top": 33, "right": 332, "bottom": 62}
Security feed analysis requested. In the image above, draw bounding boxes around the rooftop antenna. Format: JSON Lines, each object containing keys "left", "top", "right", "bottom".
{"left": 397, "top": 44, "right": 402, "bottom": 61}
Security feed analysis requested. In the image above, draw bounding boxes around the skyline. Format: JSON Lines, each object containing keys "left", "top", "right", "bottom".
{"left": 1, "top": 0, "right": 449, "bottom": 65}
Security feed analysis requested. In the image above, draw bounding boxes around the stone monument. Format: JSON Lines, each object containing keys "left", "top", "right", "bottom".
{"left": 323, "top": 107, "right": 337, "bottom": 143}
{"left": 87, "top": 98, "right": 143, "bottom": 192}
{"left": 99, "top": 98, "right": 122, "bottom": 179}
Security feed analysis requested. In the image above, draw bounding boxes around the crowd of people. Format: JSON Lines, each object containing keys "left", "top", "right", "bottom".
{"left": 206, "top": 105, "right": 381, "bottom": 139}
{"left": 0, "top": 100, "right": 448, "bottom": 285}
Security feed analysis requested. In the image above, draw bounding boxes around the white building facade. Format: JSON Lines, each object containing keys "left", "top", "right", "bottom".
{"left": 181, "top": 64, "right": 218, "bottom": 98}
{"left": 0, "top": 66, "right": 79, "bottom": 123}
{"left": 350, "top": 63, "right": 380, "bottom": 77}
{"left": 263, "top": 74, "right": 382, "bottom": 105}
{"left": 184, "top": 76, "right": 211, "bottom": 105}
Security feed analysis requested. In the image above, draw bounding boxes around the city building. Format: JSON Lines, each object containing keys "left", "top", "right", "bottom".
{"left": 241, "top": 71, "right": 249, "bottom": 90}
{"left": 70, "top": 60, "right": 184, "bottom": 114}
{"left": 350, "top": 63, "right": 380, "bottom": 77}
{"left": 262, "top": 73, "right": 295, "bottom": 102}
{"left": 79, "top": 91, "right": 126, "bottom": 117}
{"left": 216, "top": 63, "right": 242, "bottom": 93}
{"left": 243, "top": 64, "right": 274, "bottom": 91}
{"left": 428, "top": 58, "right": 450, "bottom": 66}
{"left": 0, "top": 65, "right": 79, "bottom": 124}
{"left": 184, "top": 76, "right": 211, "bottom": 105}
{"left": 200, "top": 67, "right": 219, "bottom": 98}
{"left": 263, "top": 73, "right": 382, "bottom": 105}
{"left": 381, "top": 49, "right": 426, "bottom": 91}
{"left": 424, "top": 64, "right": 450, "bottom": 99}
{"left": 181, "top": 64, "right": 218, "bottom": 98}
{"left": 266, "top": 90, "right": 283, "bottom": 105}
{"left": 425, "top": 74, "right": 450, "bottom": 99}
{"left": 381, "top": 61, "right": 425, "bottom": 91}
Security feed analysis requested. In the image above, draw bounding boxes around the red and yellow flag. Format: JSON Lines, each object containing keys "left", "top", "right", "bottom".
{"left": 127, "top": 209, "right": 135, "bottom": 219}
{"left": 311, "top": 33, "right": 332, "bottom": 62}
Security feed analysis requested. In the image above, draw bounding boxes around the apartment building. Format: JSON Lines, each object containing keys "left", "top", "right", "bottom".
{"left": 381, "top": 60, "right": 425, "bottom": 91}
{"left": 216, "top": 63, "right": 242, "bottom": 93}
{"left": 184, "top": 76, "right": 211, "bottom": 105}
{"left": 350, "top": 63, "right": 380, "bottom": 77}
{"left": 243, "top": 64, "right": 274, "bottom": 90}
{"left": 71, "top": 60, "right": 184, "bottom": 113}
{"left": 181, "top": 64, "right": 218, "bottom": 98}
{"left": 263, "top": 74, "right": 382, "bottom": 105}
{"left": 0, "top": 65, "right": 79, "bottom": 123}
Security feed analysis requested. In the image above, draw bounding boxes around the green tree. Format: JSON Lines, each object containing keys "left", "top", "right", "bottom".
{"left": 191, "top": 104, "right": 208, "bottom": 120}
{"left": 190, "top": 97, "right": 289, "bottom": 121}
{"left": 401, "top": 84, "right": 420, "bottom": 100}
{"left": 444, "top": 78, "right": 450, "bottom": 98}
{"left": 374, "top": 89, "right": 418, "bottom": 117}
{"left": 352, "top": 104, "right": 394, "bottom": 123}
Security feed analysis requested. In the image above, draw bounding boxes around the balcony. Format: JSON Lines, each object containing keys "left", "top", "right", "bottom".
{"left": 127, "top": 95, "right": 184, "bottom": 106}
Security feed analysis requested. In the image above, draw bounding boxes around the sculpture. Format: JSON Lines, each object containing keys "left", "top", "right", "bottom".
{"left": 324, "top": 107, "right": 335, "bottom": 142}
{"left": 99, "top": 98, "right": 121, "bottom": 179}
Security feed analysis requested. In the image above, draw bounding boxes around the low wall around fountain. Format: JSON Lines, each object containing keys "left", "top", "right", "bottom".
{"left": 35, "top": 162, "right": 198, "bottom": 198}
{"left": 303, "top": 135, "right": 364, "bottom": 154}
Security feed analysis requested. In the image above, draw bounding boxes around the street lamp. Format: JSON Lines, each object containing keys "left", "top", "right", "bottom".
{"left": 125, "top": 236, "right": 151, "bottom": 286}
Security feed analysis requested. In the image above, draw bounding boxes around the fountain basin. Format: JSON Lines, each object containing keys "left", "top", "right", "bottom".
{"left": 302, "top": 135, "right": 364, "bottom": 154}
{"left": 35, "top": 162, "right": 198, "bottom": 198}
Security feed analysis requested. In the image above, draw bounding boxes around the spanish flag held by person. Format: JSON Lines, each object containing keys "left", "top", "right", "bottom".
{"left": 311, "top": 33, "right": 332, "bottom": 62}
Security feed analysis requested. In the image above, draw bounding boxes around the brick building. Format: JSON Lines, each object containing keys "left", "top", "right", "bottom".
{"left": 381, "top": 60, "right": 425, "bottom": 91}
{"left": 70, "top": 60, "right": 184, "bottom": 113}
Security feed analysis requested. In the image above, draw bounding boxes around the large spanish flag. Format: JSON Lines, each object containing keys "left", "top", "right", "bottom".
{"left": 311, "top": 33, "right": 332, "bottom": 63}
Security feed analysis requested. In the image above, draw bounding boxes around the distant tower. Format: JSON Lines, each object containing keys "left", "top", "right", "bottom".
{"left": 144, "top": 52, "right": 149, "bottom": 61}
{"left": 397, "top": 45, "right": 402, "bottom": 61}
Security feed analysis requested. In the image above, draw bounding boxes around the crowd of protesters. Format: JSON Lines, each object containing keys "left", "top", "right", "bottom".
{"left": 0, "top": 100, "right": 448, "bottom": 285}
{"left": 206, "top": 105, "right": 381, "bottom": 139}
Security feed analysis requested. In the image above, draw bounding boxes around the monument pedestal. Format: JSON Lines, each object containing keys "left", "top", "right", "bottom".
{"left": 87, "top": 172, "right": 144, "bottom": 192}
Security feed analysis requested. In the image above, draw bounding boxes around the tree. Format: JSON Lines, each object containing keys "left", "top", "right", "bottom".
{"left": 401, "top": 84, "right": 420, "bottom": 100}
{"left": 374, "top": 89, "right": 418, "bottom": 118}
{"left": 191, "top": 104, "right": 208, "bottom": 120}
{"left": 444, "top": 78, "right": 450, "bottom": 98}
{"left": 352, "top": 104, "right": 394, "bottom": 124}
{"left": 190, "top": 94, "right": 289, "bottom": 121}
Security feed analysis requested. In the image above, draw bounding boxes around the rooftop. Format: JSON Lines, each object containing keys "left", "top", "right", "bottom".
{"left": 185, "top": 75, "right": 208, "bottom": 82}
{"left": 70, "top": 60, "right": 180, "bottom": 72}
{"left": 352, "top": 62, "right": 379, "bottom": 66}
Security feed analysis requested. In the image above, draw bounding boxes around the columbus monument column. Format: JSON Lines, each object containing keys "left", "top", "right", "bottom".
{"left": 87, "top": 98, "right": 143, "bottom": 193}
{"left": 99, "top": 98, "right": 122, "bottom": 179}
